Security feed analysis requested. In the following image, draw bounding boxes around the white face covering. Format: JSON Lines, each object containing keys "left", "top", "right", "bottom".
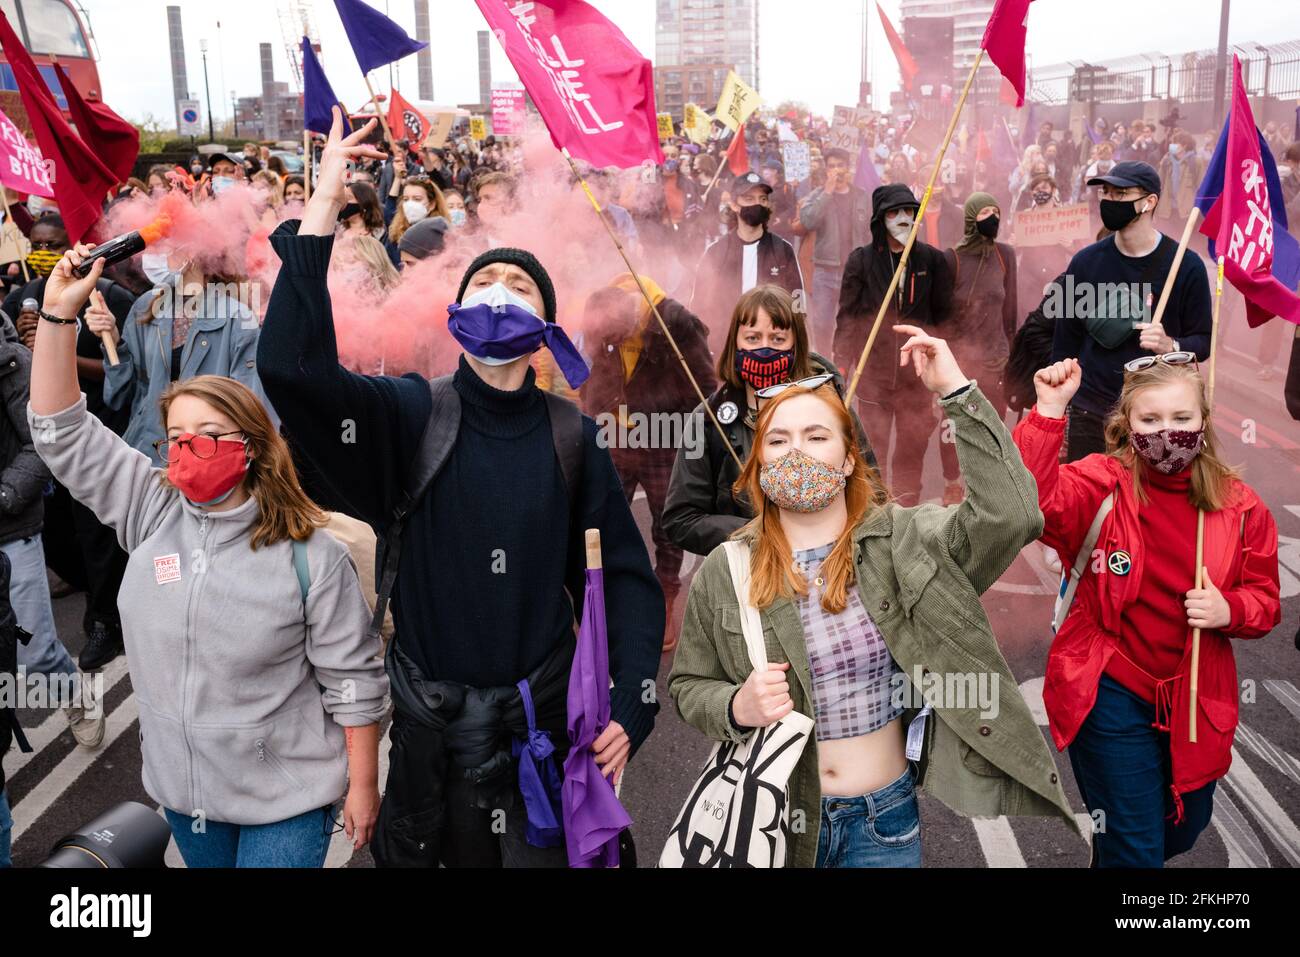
{"left": 141, "top": 252, "right": 174, "bottom": 287}
{"left": 886, "top": 211, "right": 916, "bottom": 243}
{"left": 402, "top": 199, "right": 429, "bottom": 223}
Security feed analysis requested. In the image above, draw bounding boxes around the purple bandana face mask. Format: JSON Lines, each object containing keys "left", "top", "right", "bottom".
{"left": 447, "top": 282, "right": 590, "bottom": 388}
{"left": 1130, "top": 427, "right": 1204, "bottom": 475}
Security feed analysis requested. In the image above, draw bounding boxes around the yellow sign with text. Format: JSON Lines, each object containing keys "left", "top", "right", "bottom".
{"left": 657, "top": 112, "right": 674, "bottom": 140}
{"left": 469, "top": 116, "right": 487, "bottom": 141}
{"left": 683, "top": 102, "right": 711, "bottom": 144}
{"left": 715, "top": 70, "right": 760, "bottom": 132}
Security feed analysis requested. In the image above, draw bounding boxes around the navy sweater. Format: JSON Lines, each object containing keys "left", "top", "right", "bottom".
{"left": 1051, "top": 233, "right": 1212, "bottom": 416}
{"left": 256, "top": 226, "right": 662, "bottom": 752}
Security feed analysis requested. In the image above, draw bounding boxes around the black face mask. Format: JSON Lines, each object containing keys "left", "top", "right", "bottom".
{"left": 337, "top": 202, "right": 363, "bottom": 222}
{"left": 737, "top": 204, "right": 771, "bottom": 228}
{"left": 735, "top": 347, "right": 793, "bottom": 389}
{"left": 1099, "top": 196, "right": 1148, "bottom": 232}
{"left": 976, "top": 214, "right": 1000, "bottom": 239}
{"left": 1032, "top": 191, "right": 1053, "bottom": 205}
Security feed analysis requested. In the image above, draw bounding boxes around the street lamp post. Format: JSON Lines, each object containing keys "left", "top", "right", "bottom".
{"left": 200, "top": 39, "right": 215, "bottom": 142}
{"left": 231, "top": 91, "right": 239, "bottom": 137}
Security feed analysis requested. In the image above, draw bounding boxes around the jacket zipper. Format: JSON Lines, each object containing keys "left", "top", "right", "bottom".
{"left": 180, "top": 512, "right": 210, "bottom": 811}
{"left": 256, "top": 737, "right": 305, "bottom": 790}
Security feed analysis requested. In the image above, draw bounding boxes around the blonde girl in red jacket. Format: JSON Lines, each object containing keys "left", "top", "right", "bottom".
{"left": 1013, "top": 353, "right": 1280, "bottom": 867}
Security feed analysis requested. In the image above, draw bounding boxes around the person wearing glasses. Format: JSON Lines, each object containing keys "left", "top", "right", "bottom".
{"left": 663, "top": 285, "right": 878, "bottom": 562}
{"left": 26, "top": 246, "right": 387, "bottom": 867}
{"left": 1050, "top": 161, "right": 1211, "bottom": 462}
{"left": 669, "top": 328, "right": 1075, "bottom": 867}
{"left": 1013, "top": 353, "right": 1280, "bottom": 867}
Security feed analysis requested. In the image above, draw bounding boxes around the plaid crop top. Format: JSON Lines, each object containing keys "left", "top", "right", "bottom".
{"left": 792, "top": 543, "right": 903, "bottom": 740}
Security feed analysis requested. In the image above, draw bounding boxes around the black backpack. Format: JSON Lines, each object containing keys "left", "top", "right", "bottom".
{"left": 366, "top": 375, "right": 585, "bottom": 643}
{"left": 1, "top": 551, "right": 33, "bottom": 796}
{"left": 1004, "top": 272, "right": 1064, "bottom": 413}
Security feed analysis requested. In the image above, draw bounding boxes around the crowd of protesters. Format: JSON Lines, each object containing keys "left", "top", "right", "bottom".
{"left": 0, "top": 94, "right": 1292, "bottom": 870}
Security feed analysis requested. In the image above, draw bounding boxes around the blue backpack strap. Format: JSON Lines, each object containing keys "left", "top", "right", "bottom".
{"left": 292, "top": 538, "right": 310, "bottom": 607}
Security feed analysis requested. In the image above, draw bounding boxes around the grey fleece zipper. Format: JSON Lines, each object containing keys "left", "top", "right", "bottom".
{"left": 180, "top": 511, "right": 210, "bottom": 812}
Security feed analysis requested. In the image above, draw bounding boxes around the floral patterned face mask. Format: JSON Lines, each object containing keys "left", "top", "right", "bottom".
{"left": 759, "top": 447, "right": 847, "bottom": 513}
{"left": 1130, "top": 427, "right": 1204, "bottom": 475}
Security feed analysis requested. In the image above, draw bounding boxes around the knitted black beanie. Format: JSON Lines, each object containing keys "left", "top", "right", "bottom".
{"left": 456, "top": 247, "right": 557, "bottom": 322}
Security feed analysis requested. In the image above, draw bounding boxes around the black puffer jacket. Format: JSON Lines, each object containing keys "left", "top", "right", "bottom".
{"left": 0, "top": 313, "right": 48, "bottom": 545}
{"left": 833, "top": 183, "right": 954, "bottom": 399}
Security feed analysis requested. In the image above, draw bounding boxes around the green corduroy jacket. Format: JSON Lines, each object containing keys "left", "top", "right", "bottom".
{"left": 668, "top": 382, "right": 1076, "bottom": 868}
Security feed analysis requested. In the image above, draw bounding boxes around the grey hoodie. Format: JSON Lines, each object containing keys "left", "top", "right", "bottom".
{"left": 29, "top": 395, "right": 388, "bottom": 825}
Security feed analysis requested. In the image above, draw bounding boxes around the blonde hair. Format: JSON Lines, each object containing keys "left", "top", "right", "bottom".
{"left": 346, "top": 234, "right": 401, "bottom": 292}
{"left": 388, "top": 178, "right": 451, "bottom": 244}
{"left": 1103, "top": 361, "right": 1241, "bottom": 511}
{"left": 252, "top": 169, "right": 284, "bottom": 207}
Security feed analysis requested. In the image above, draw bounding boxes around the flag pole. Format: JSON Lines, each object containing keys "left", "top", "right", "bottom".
{"left": 847, "top": 48, "right": 985, "bottom": 400}
{"left": 303, "top": 129, "right": 312, "bottom": 201}
{"left": 0, "top": 189, "right": 29, "bottom": 283}
{"left": 1147, "top": 205, "right": 1202, "bottom": 330}
{"left": 1188, "top": 254, "right": 1225, "bottom": 744}
{"left": 561, "top": 147, "right": 742, "bottom": 469}
{"left": 700, "top": 157, "right": 728, "bottom": 202}
{"left": 362, "top": 73, "right": 398, "bottom": 152}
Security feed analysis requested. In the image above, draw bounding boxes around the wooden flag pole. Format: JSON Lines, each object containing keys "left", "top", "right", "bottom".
{"left": 700, "top": 149, "right": 730, "bottom": 202}
{"left": 1147, "top": 205, "right": 1202, "bottom": 330}
{"left": 562, "top": 148, "right": 742, "bottom": 469}
{"left": 846, "top": 48, "right": 984, "bottom": 400}
{"left": 303, "top": 129, "right": 312, "bottom": 201}
{"left": 1187, "top": 255, "right": 1225, "bottom": 744}
{"left": 362, "top": 73, "right": 398, "bottom": 152}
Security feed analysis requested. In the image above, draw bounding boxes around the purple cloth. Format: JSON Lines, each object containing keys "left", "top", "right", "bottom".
{"left": 512, "top": 678, "right": 564, "bottom": 849}
{"left": 301, "top": 37, "right": 350, "bottom": 136}
{"left": 446, "top": 301, "right": 591, "bottom": 389}
{"left": 561, "top": 567, "right": 632, "bottom": 868}
{"left": 333, "top": 0, "right": 428, "bottom": 75}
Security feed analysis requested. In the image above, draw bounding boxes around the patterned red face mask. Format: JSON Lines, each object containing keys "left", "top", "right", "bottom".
{"left": 1130, "top": 427, "right": 1204, "bottom": 475}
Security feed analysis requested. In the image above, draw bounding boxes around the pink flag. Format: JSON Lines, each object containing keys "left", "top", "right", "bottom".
{"left": 474, "top": 0, "right": 663, "bottom": 169}
{"left": 981, "top": 0, "right": 1032, "bottom": 108}
{"left": 1200, "top": 55, "right": 1300, "bottom": 326}
{"left": 0, "top": 107, "right": 54, "bottom": 198}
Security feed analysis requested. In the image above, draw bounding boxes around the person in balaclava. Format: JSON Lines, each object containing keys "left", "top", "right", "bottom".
{"left": 936, "top": 192, "right": 1018, "bottom": 505}
{"left": 833, "top": 183, "right": 954, "bottom": 507}
{"left": 257, "top": 109, "right": 663, "bottom": 868}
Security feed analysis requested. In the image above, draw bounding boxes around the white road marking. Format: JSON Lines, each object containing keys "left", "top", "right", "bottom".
{"left": 1223, "top": 747, "right": 1300, "bottom": 866}
{"left": 7, "top": 658, "right": 130, "bottom": 777}
{"left": 1210, "top": 787, "right": 1271, "bottom": 868}
{"left": 971, "top": 816, "right": 1026, "bottom": 867}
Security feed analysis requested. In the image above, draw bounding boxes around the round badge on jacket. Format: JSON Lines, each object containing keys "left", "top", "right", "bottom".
{"left": 1107, "top": 550, "right": 1132, "bottom": 576}
{"left": 717, "top": 400, "right": 738, "bottom": 424}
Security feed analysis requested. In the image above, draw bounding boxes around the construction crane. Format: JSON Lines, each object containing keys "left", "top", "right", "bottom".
{"left": 278, "top": 0, "right": 318, "bottom": 92}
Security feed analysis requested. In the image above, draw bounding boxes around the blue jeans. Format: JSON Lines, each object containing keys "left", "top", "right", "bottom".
{"left": 164, "top": 804, "right": 335, "bottom": 868}
{"left": 815, "top": 765, "right": 922, "bottom": 868}
{"left": 1068, "top": 674, "right": 1217, "bottom": 868}
{"left": 810, "top": 266, "right": 843, "bottom": 358}
{"left": 0, "top": 789, "right": 11, "bottom": 867}
{"left": 2, "top": 536, "right": 74, "bottom": 686}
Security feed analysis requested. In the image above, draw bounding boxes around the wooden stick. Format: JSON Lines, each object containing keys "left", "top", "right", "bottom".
{"left": 303, "top": 129, "right": 312, "bottom": 201}
{"left": 1188, "top": 256, "right": 1224, "bottom": 745}
{"left": 362, "top": 74, "right": 398, "bottom": 153}
{"left": 562, "top": 148, "right": 742, "bottom": 469}
{"left": 0, "top": 188, "right": 29, "bottom": 284}
{"left": 585, "top": 528, "right": 602, "bottom": 571}
{"left": 1148, "top": 205, "right": 1202, "bottom": 330}
{"left": 700, "top": 151, "right": 729, "bottom": 202}
{"left": 846, "top": 49, "right": 984, "bottom": 400}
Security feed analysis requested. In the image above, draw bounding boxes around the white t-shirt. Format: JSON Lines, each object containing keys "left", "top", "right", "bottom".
{"left": 741, "top": 240, "right": 759, "bottom": 293}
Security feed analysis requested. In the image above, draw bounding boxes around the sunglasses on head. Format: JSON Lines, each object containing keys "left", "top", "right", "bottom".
{"left": 755, "top": 373, "right": 835, "bottom": 400}
{"left": 1123, "top": 351, "right": 1198, "bottom": 374}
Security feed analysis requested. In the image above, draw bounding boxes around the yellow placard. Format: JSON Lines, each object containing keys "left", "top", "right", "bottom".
{"left": 656, "top": 112, "right": 674, "bottom": 140}
{"left": 714, "top": 70, "right": 760, "bottom": 133}
{"left": 469, "top": 116, "right": 487, "bottom": 141}
{"left": 682, "top": 102, "right": 711, "bottom": 144}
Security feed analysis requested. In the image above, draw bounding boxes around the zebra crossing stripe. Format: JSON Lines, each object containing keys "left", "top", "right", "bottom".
{"left": 1223, "top": 746, "right": 1300, "bottom": 866}
{"left": 8, "top": 658, "right": 130, "bottom": 777}
{"left": 1263, "top": 680, "right": 1300, "bottom": 724}
{"left": 1234, "top": 722, "right": 1300, "bottom": 787}
{"left": 10, "top": 694, "right": 139, "bottom": 846}
{"left": 971, "top": 817, "right": 1027, "bottom": 867}
{"left": 1210, "top": 787, "right": 1271, "bottom": 868}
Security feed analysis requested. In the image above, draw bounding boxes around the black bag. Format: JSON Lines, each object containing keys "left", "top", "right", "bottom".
{"left": 1, "top": 550, "right": 34, "bottom": 796}
{"left": 1004, "top": 273, "right": 1064, "bottom": 413}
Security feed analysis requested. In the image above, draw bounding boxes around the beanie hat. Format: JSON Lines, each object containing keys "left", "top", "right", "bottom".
{"left": 456, "top": 247, "right": 557, "bottom": 322}
{"left": 398, "top": 216, "right": 449, "bottom": 260}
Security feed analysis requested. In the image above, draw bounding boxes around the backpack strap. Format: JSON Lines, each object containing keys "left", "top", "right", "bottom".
{"left": 368, "top": 375, "right": 462, "bottom": 643}
{"left": 1052, "top": 491, "right": 1115, "bottom": 634}
{"left": 292, "top": 539, "right": 310, "bottom": 606}
{"left": 543, "top": 390, "right": 584, "bottom": 516}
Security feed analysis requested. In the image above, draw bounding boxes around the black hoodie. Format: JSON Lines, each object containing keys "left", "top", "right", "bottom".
{"left": 832, "top": 183, "right": 954, "bottom": 398}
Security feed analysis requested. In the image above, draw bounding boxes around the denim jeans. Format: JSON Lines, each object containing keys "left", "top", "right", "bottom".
{"left": 815, "top": 765, "right": 922, "bottom": 868}
{"left": 0, "top": 788, "right": 11, "bottom": 868}
{"left": 2, "top": 535, "right": 75, "bottom": 691}
{"left": 810, "top": 266, "right": 843, "bottom": 357}
{"left": 1067, "top": 674, "right": 1217, "bottom": 868}
{"left": 163, "top": 804, "right": 336, "bottom": 867}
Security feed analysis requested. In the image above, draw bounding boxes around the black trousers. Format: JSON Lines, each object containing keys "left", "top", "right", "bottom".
{"left": 41, "top": 481, "right": 127, "bottom": 630}
{"left": 1065, "top": 406, "right": 1109, "bottom": 463}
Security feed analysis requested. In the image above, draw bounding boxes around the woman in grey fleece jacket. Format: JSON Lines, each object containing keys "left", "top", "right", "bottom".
{"left": 26, "top": 246, "right": 388, "bottom": 868}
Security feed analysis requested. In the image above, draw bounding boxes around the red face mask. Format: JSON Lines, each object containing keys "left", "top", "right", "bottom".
{"left": 167, "top": 435, "right": 249, "bottom": 505}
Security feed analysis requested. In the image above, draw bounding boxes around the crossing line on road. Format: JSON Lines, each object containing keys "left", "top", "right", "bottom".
{"left": 8, "top": 658, "right": 130, "bottom": 778}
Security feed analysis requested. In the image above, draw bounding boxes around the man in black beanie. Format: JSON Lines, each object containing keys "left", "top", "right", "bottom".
{"left": 257, "top": 112, "right": 662, "bottom": 868}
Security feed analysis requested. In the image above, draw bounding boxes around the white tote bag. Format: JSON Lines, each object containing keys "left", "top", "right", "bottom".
{"left": 659, "top": 541, "right": 814, "bottom": 868}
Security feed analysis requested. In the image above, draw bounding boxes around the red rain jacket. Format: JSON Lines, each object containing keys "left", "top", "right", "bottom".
{"left": 1013, "top": 406, "right": 1281, "bottom": 819}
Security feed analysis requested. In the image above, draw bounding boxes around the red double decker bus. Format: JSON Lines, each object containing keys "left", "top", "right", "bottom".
{"left": 0, "top": 0, "right": 100, "bottom": 110}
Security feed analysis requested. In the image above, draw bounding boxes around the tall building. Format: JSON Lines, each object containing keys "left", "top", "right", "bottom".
{"left": 477, "top": 30, "right": 492, "bottom": 110}
{"left": 654, "top": 0, "right": 758, "bottom": 118}
{"left": 260, "top": 43, "right": 279, "bottom": 141}
{"left": 415, "top": 0, "right": 434, "bottom": 101}
{"left": 166, "top": 5, "right": 190, "bottom": 133}
{"left": 899, "top": 0, "right": 994, "bottom": 70}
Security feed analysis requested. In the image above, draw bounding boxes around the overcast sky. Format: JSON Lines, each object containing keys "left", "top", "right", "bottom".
{"left": 81, "top": 0, "right": 1294, "bottom": 129}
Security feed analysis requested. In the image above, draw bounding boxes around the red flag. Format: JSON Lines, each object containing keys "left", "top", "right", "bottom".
{"left": 0, "top": 12, "right": 115, "bottom": 243}
{"left": 53, "top": 61, "right": 139, "bottom": 184}
{"left": 474, "top": 0, "right": 662, "bottom": 169}
{"left": 975, "top": 129, "right": 991, "bottom": 164}
{"left": 1199, "top": 56, "right": 1300, "bottom": 327}
{"left": 876, "top": 3, "right": 918, "bottom": 92}
{"left": 981, "top": 0, "right": 1032, "bottom": 108}
{"left": 725, "top": 125, "right": 748, "bottom": 176}
{"left": 385, "top": 87, "right": 428, "bottom": 146}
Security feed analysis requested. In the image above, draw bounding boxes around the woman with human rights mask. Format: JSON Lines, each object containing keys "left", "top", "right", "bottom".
{"left": 670, "top": 326, "right": 1074, "bottom": 868}
{"left": 1014, "top": 355, "right": 1280, "bottom": 867}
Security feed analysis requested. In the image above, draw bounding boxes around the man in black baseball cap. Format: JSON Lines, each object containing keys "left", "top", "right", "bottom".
{"left": 689, "top": 169, "right": 802, "bottom": 350}
{"left": 1050, "top": 158, "right": 1212, "bottom": 460}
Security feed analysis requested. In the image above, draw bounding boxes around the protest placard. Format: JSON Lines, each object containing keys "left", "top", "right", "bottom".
{"left": 782, "top": 141, "right": 811, "bottom": 183}
{"left": 1013, "top": 203, "right": 1093, "bottom": 247}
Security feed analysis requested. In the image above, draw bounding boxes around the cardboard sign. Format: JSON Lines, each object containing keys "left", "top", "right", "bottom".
{"left": 781, "top": 141, "right": 811, "bottom": 183}
{"left": 1013, "top": 203, "right": 1093, "bottom": 247}
{"left": 656, "top": 112, "right": 674, "bottom": 140}
{"left": 424, "top": 112, "right": 456, "bottom": 149}
{"left": 490, "top": 83, "right": 526, "bottom": 136}
{"left": 469, "top": 116, "right": 487, "bottom": 141}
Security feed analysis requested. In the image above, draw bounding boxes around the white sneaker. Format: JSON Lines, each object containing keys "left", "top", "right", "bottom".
{"left": 64, "top": 680, "right": 106, "bottom": 749}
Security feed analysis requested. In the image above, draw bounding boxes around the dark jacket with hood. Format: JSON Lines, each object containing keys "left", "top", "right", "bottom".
{"left": 943, "top": 191, "right": 1019, "bottom": 368}
{"left": 662, "top": 352, "right": 879, "bottom": 557}
{"left": 690, "top": 227, "right": 803, "bottom": 349}
{"left": 0, "top": 313, "right": 48, "bottom": 545}
{"left": 833, "top": 183, "right": 954, "bottom": 400}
